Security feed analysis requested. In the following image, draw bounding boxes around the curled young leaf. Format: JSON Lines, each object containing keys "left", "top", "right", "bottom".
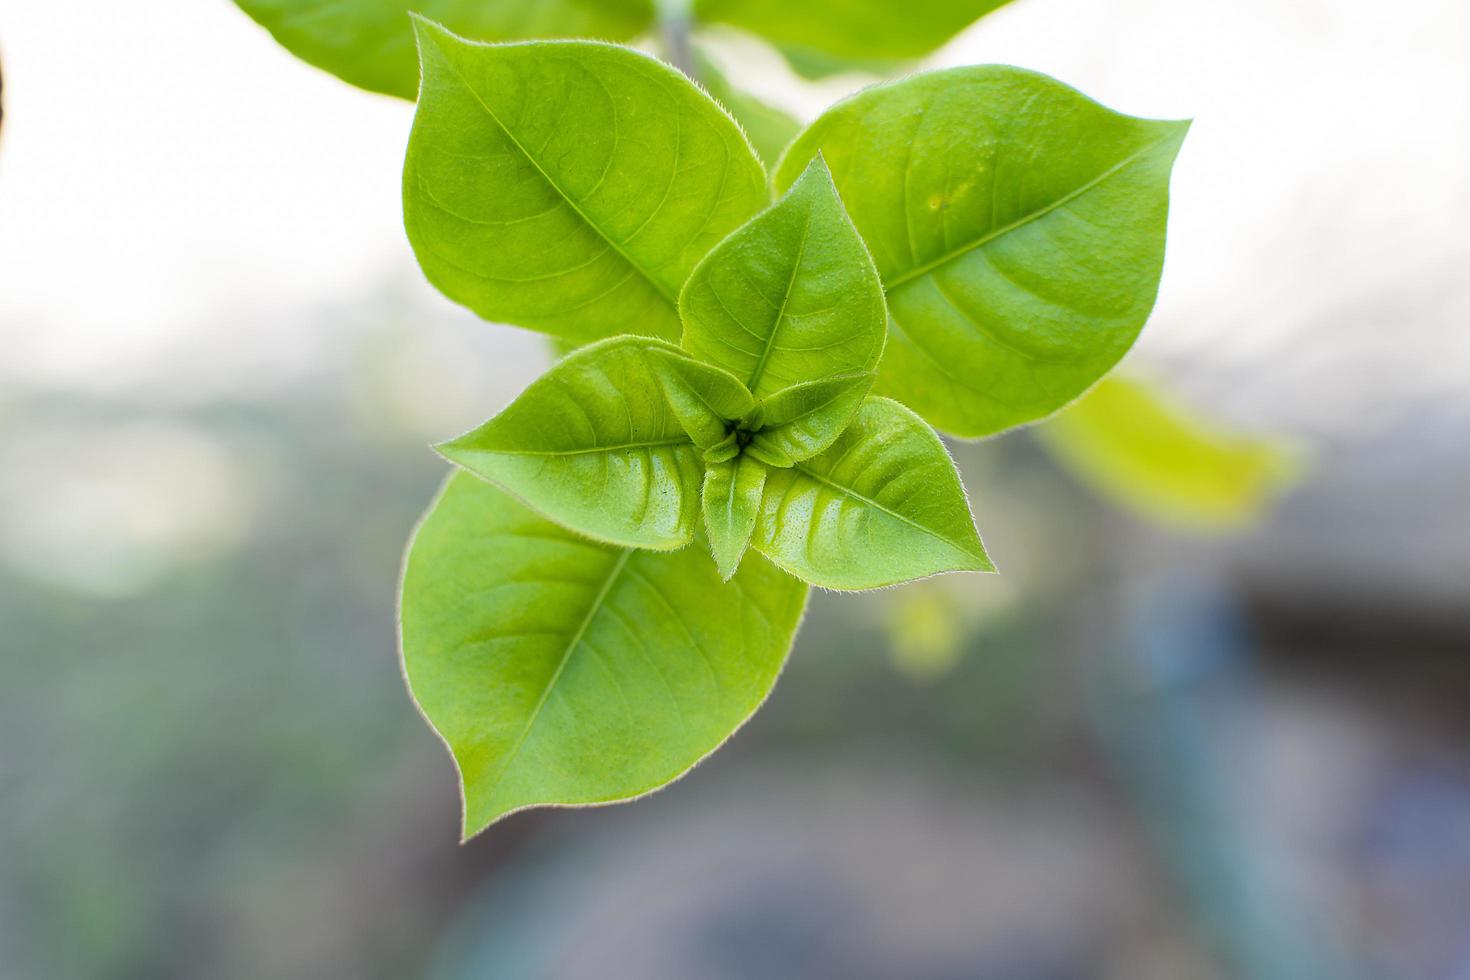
{"left": 404, "top": 24, "right": 767, "bottom": 343}
{"left": 702, "top": 454, "right": 768, "bottom": 580}
{"left": 681, "top": 155, "right": 886, "bottom": 399}
{"left": 235, "top": 0, "right": 655, "bottom": 99}
{"left": 438, "top": 337, "right": 701, "bottom": 550}
{"left": 651, "top": 351, "right": 756, "bottom": 450}
{"left": 746, "top": 372, "right": 873, "bottom": 468}
{"left": 753, "top": 397, "right": 993, "bottom": 590}
{"left": 401, "top": 473, "right": 808, "bottom": 837}
{"left": 774, "top": 67, "right": 1189, "bottom": 439}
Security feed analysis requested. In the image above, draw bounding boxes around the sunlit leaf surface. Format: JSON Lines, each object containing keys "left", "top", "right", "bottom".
{"left": 775, "top": 67, "right": 1188, "bottom": 438}
{"left": 401, "top": 473, "right": 808, "bottom": 835}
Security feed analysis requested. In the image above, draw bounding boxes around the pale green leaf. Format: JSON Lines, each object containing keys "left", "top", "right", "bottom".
{"left": 651, "top": 351, "right": 756, "bottom": 449}
{"left": 404, "top": 24, "right": 768, "bottom": 343}
{"left": 401, "top": 473, "right": 808, "bottom": 836}
{"left": 774, "top": 67, "right": 1189, "bottom": 438}
{"left": 746, "top": 372, "right": 873, "bottom": 468}
{"left": 1035, "top": 376, "right": 1302, "bottom": 530}
{"left": 680, "top": 155, "right": 886, "bottom": 399}
{"left": 236, "top": 0, "right": 654, "bottom": 99}
{"left": 692, "top": 0, "right": 1013, "bottom": 73}
{"left": 752, "top": 397, "right": 992, "bottom": 589}
{"left": 438, "top": 337, "right": 701, "bottom": 550}
{"left": 702, "top": 454, "right": 767, "bottom": 580}
{"left": 693, "top": 47, "right": 801, "bottom": 168}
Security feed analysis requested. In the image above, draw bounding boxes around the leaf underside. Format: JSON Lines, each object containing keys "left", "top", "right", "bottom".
{"left": 401, "top": 472, "right": 808, "bottom": 836}
{"left": 405, "top": 25, "right": 767, "bottom": 343}
{"left": 774, "top": 66, "right": 1188, "bottom": 438}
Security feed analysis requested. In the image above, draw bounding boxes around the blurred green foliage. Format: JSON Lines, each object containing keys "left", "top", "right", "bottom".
{"left": 1037, "top": 376, "right": 1300, "bottom": 530}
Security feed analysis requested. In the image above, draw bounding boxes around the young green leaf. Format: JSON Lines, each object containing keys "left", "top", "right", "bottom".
{"left": 404, "top": 25, "right": 768, "bottom": 343}
{"left": 702, "top": 454, "right": 767, "bottom": 580}
{"left": 651, "top": 351, "right": 756, "bottom": 449}
{"left": 438, "top": 337, "right": 701, "bottom": 550}
{"left": 752, "top": 397, "right": 993, "bottom": 589}
{"left": 773, "top": 67, "right": 1189, "bottom": 439}
{"left": 680, "top": 155, "right": 886, "bottom": 399}
{"left": 1035, "top": 376, "right": 1302, "bottom": 530}
{"left": 401, "top": 473, "right": 808, "bottom": 837}
{"left": 746, "top": 372, "right": 873, "bottom": 468}
{"left": 692, "top": 0, "right": 1013, "bottom": 75}
{"left": 235, "top": 0, "right": 655, "bottom": 99}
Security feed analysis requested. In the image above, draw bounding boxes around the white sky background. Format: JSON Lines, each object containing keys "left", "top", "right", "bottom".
{"left": 1, "top": 0, "right": 1468, "bottom": 418}
{"left": 0, "top": 0, "right": 1465, "bottom": 598}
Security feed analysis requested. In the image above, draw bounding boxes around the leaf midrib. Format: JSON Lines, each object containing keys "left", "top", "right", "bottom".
{"left": 882, "top": 133, "right": 1177, "bottom": 293}
{"left": 436, "top": 45, "right": 680, "bottom": 309}
{"left": 480, "top": 547, "right": 635, "bottom": 808}
{"left": 474, "top": 436, "right": 693, "bottom": 458}
{"left": 787, "top": 461, "right": 983, "bottom": 563}
{"left": 745, "top": 208, "right": 814, "bottom": 393}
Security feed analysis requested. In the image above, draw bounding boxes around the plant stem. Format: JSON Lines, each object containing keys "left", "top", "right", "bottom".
{"left": 656, "top": 0, "right": 698, "bottom": 81}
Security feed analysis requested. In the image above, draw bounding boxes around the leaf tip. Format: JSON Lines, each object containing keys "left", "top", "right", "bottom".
{"left": 459, "top": 784, "right": 512, "bottom": 843}
{"left": 431, "top": 437, "right": 468, "bottom": 467}
{"left": 1154, "top": 116, "right": 1193, "bottom": 154}
{"left": 407, "top": 11, "right": 452, "bottom": 48}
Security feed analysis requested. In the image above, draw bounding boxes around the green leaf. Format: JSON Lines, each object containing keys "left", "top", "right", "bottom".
{"left": 773, "top": 67, "right": 1189, "bottom": 438}
{"left": 692, "top": 0, "right": 1013, "bottom": 72}
{"left": 401, "top": 473, "right": 808, "bottom": 837}
{"left": 692, "top": 47, "right": 801, "bottom": 168}
{"left": 438, "top": 337, "right": 701, "bottom": 550}
{"left": 1035, "top": 376, "right": 1301, "bottom": 530}
{"left": 702, "top": 454, "right": 767, "bottom": 580}
{"left": 680, "top": 155, "right": 886, "bottom": 400}
{"left": 746, "top": 372, "right": 873, "bottom": 468}
{"left": 752, "top": 397, "right": 992, "bottom": 589}
{"left": 236, "top": 0, "right": 655, "bottom": 99}
{"left": 404, "top": 24, "right": 768, "bottom": 343}
{"left": 651, "top": 351, "right": 756, "bottom": 449}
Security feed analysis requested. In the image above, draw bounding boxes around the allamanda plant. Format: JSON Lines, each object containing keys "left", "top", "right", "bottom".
{"left": 235, "top": 4, "right": 1188, "bottom": 837}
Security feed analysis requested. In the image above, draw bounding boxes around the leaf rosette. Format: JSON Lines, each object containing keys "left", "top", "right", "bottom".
{"left": 229, "top": 16, "right": 1191, "bottom": 832}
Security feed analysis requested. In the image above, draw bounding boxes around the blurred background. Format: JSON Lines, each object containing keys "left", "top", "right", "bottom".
{"left": 2, "top": 0, "right": 1467, "bottom": 977}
